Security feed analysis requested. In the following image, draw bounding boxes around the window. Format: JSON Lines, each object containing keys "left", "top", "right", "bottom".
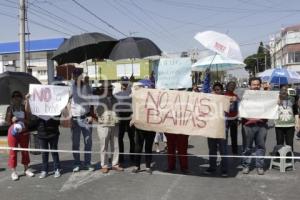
{"left": 295, "top": 51, "right": 300, "bottom": 63}
{"left": 288, "top": 51, "right": 300, "bottom": 63}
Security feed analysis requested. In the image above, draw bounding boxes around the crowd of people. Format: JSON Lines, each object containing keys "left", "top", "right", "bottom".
{"left": 4, "top": 68, "right": 300, "bottom": 181}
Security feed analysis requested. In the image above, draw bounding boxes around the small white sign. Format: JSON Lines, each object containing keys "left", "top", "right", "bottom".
{"left": 29, "top": 84, "right": 70, "bottom": 117}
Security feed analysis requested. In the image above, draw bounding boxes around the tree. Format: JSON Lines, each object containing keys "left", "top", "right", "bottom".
{"left": 244, "top": 42, "right": 271, "bottom": 76}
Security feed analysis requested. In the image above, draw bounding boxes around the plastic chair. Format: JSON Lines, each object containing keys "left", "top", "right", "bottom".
{"left": 269, "top": 145, "right": 295, "bottom": 172}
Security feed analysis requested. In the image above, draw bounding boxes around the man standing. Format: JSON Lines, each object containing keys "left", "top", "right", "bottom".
{"left": 70, "top": 68, "right": 94, "bottom": 172}
{"left": 242, "top": 77, "right": 268, "bottom": 175}
{"left": 115, "top": 76, "right": 135, "bottom": 163}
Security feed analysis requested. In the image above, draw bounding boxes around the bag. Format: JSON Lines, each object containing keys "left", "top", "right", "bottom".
{"left": 29, "top": 132, "right": 41, "bottom": 155}
{"left": 27, "top": 115, "right": 40, "bottom": 132}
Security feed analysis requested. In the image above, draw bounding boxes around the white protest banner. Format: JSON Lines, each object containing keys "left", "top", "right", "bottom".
{"left": 29, "top": 84, "right": 70, "bottom": 116}
{"left": 239, "top": 90, "right": 279, "bottom": 119}
{"left": 155, "top": 57, "right": 192, "bottom": 89}
{"left": 132, "top": 88, "right": 230, "bottom": 138}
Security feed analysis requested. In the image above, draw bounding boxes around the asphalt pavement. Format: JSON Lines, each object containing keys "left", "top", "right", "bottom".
{"left": 0, "top": 123, "right": 300, "bottom": 200}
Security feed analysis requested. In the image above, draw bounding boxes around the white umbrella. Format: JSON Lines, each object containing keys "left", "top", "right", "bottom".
{"left": 191, "top": 54, "right": 245, "bottom": 71}
{"left": 194, "top": 31, "right": 243, "bottom": 62}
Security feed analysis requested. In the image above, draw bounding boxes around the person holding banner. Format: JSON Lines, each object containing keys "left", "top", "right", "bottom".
{"left": 95, "top": 82, "right": 123, "bottom": 173}
{"left": 115, "top": 76, "right": 135, "bottom": 164}
{"left": 224, "top": 81, "right": 239, "bottom": 154}
{"left": 131, "top": 81, "right": 156, "bottom": 174}
{"left": 274, "top": 85, "right": 299, "bottom": 151}
{"left": 204, "top": 82, "right": 228, "bottom": 177}
{"left": 70, "top": 68, "right": 94, "bottom": 172}
{"left": 5, "top": 91, "right": 34, "bottom": 181}
{"left": 242, "top": 77, "right": 268, "bottom": 175}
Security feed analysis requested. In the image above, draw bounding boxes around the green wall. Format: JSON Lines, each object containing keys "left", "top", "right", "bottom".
{"left": 97, "top": 59, "right": 152, "bottom": 80}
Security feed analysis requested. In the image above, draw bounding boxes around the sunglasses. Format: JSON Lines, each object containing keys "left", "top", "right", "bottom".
{"left": 12, "top": 94, "right": 22, "bottom": 98}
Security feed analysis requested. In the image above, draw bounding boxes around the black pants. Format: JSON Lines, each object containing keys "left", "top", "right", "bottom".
{"left": 118, "top": 120, "right": 135, "bottom": 162}
{"left": 275, "top": 127, "right": 295, "bottom": 151}
{"left": 226, "top": 120, "right": 238, "bottom": 154}
{"left": 207, "top": 138, "right": 228, "bottom": 172}
{"left": 135, "top": 129, "right": 155, "bottom": 168}
{"left": 39, "top": 136, "right": 60, "bottom": 172}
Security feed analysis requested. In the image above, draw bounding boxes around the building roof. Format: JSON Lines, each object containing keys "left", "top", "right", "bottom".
{"left": 282, "top": 24, "right": 300, "bottom": 35}
{"left": 0, "top": 38, "right": 65, "bottom": 55}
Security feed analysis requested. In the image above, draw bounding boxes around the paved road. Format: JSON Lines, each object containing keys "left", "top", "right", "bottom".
{"left": 1, "top": 124, "right": 300, "bottom": 200}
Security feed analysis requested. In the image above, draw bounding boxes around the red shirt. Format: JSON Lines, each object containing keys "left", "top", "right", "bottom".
{"left": 224, "top": 91, "right": 238, "bottom": 118}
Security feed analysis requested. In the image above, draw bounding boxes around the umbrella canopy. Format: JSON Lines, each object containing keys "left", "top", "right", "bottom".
{"left": 138, "top": 79, "right": 155, "bottom": 88}
{"left": 109, "top": 37, "right": 162, "bottom": 60}
{"left": 258, "top": 68, "right": 300, "bottom": 84}
{"left": 52, "top": 32, "right": 117, "bottom": 65}
{"left": 194, "top": 31, "right": 243, "bottom": 62}
{"left": 191, "top": 54, "right": 245, "bottom": 71}
{"left": 0, "top": 71, "right": 41, "bottom": 105}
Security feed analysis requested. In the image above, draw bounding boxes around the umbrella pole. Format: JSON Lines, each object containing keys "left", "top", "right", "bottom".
{"left": 94, "top": 60, "right": 97, "bottom": 82}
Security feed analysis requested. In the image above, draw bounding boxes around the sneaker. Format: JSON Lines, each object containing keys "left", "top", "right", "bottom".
{"left": 145, "top": 168, "right": 153, "bottom": 175}
{"left": 11, "top": 171, "right": 19, "bottom": 181}
{"left": 257, "top": 168, "right": 264, "bottom": 175}
{"left": 72, "top": 166, "right": 80, "bottom": 173}
{"left": 156, "top": 148, "right": 160, "bottom": 153}
{"left": 84, "top": 165, "right": 95, "bottom": 172}
{"left": 242, "top": 167, "right": 250, "bottom": 174}
{"left": 112, "top": 165, "right": 124, "bottom": 172}
{"left": 181, "top": 169, "right": 191, "bottom": 175}
{"left": 131, "top": 167, "right": 140, "bottom": 173}
{"left": 221, "top": 171, "right": 228, "bottom": 177}
{"left": 100, "top": 167, "right": 109, "bottom": 174}
{"left": 203, "top": 168, "right": 216, "bottom": 175}
{"left": 39, "top": 171, "right": 47, "bottom": 179}
{"left": 54, "top": 169, "right": 61, "bottom": 178}
{"left": 25, "top": 169, "right": 35, "bottom": 177}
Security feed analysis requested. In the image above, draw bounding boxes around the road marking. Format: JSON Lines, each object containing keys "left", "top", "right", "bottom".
{"left": 160, "top": 175, "right": 182, "bottom": 200}
{"left": 60, "top": 171, "right": 112, "bottom": 192}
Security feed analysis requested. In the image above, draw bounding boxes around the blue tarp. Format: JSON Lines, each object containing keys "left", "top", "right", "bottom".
{"left": 0, "top": 38, "right": 65, "bottom": 54}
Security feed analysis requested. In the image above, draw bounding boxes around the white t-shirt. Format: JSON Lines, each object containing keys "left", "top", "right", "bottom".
{"left": 70, "top": 81, "right": 91, "bottom": 117}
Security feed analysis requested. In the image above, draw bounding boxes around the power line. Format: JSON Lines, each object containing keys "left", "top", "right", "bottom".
{"left": 44, "top": 1, "right": 116, "bottom": 37}
{"left": 0, "top": 10, "right": 72, "bottom": 36}
{"left": 71, "top": 0, "right": 127, "bottom": 37}
{"left": 27, "top": 1, "right": 89, "bottom": 33}
{"left": 128, "top": 0, "right": 187, "bottom": 49}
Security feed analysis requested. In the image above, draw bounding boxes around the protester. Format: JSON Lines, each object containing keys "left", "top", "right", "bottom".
{"left": 5, "top": 91, "right": 34, "bottom": 181}
{"left": 115, "top": 76, "right": 135, "bottom": 164}
{"left": 131, "top": 81, "right": 156, "bottom": 174}
{"left": 224, "top": 81, "right": 239, "bottom": 154}
{"left": 95, "top": 82, "right": 123, "bottom": 174}
{"left": 274, "top": 85, "right": 299, "bottom": 151}
{"left": 204, "top": 82, "right": 228, "bottom": 177}
{"left": 242, "top": 77, "right": 268, "bottom": 175}
{"left": 24, "top": 90, "right": 62, "bottom": 179}
{"left": 69, "top": 68, "right": 94, "bottom": 172}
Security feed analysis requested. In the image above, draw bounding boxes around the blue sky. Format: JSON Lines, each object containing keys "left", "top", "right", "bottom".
{"left": 0, "top": 0, "right": 300, "bottom": 58}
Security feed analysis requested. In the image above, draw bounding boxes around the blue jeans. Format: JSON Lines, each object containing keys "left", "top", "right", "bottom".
{"left": 207, "top": 138, "right": 228, "bottom": 172}
{"left": 71, "top": 119, "right": 92, "bottom": 166}
{"left": 242, "top": 125, "right": 267, "bottom": 168}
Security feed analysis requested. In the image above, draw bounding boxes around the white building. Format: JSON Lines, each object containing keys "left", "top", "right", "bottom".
{"left": 269, "top": 24, "right": 300, "bottom": 71}
{"left": 0, "top": 38, "right": 65, "bottom": 84}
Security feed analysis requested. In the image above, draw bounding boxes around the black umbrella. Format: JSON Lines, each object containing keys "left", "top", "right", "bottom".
{"left": 109, "top": 37, "right": 162, "bottom": 60}
{"left": 0, "top": 71, "right": 41, "bottom": 105}
{"left": 52, "top": 32, "right": 117, "bottom": 65}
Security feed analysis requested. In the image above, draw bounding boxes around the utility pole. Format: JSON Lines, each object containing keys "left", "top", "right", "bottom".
{"left": 19, "top": 0, "right": 26, "bottom": 72}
